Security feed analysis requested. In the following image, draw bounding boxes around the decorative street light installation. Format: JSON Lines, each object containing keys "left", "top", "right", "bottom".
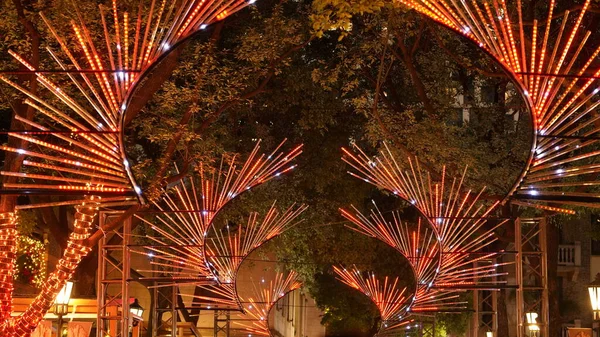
{"left": 53, "top": 281, "right": 73, "bottom": 337}
{"left": 338, "top": 144, "right": 510, "bottom": 332}
{"left": 131, "top": 141, "right": 306, "bottom": 308}
{"left": 588, "top": 274, "right": 600, "bottom": 335}
{"left": 129, "top": 299, "right": 144, "bottom": 325}
{"left": 526, "top": 312, "right": 540, "bottom": 337}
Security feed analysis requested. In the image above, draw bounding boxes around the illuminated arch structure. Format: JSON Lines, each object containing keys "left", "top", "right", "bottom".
{"left": 331, "top": 0, "right": 600, "bottom": 334}
{"left": 0, "top": 0, "right": 265, "bottom": 335}
{"left": 95, "top": 140, "right": 307, "bottom": 336}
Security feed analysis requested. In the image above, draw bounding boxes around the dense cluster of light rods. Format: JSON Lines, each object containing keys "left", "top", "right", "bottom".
{"left": 133, "top": 140, "right": 307, "bottom": 312}
{"left": 0, "top": 0, "right": 599, "bottom": 335}
{"left": 334, "top": 144, "right": 508, "bottom": 333}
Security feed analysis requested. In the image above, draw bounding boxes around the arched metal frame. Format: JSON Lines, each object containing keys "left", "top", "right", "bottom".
{"left": 116, "top": 1, "right": 252, "bottom": 205}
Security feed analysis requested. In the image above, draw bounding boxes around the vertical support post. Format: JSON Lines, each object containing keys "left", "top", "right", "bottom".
{"left": 516, "top": 218, "right": 523, "bottom": 337}
{"left": 516, "top": 218, "right": 549, "bottom": 337}
{"left": 172, "top": 284, "right": 178, "bottom": 337}
{"left": 472, "top": 289, "right": 479, "bottom": 337}
{"left": 97, "top": 211, "right": 132, "bottom": 337}
{"left": 121, "top": 217, "right": 131, "bottom": 336}
{"left": 152, "top": 281, "right": 159, "bottom": 337}
{"left": 97, "top": 224, "right": 105, "bottom": 337}
{"left": 214, "top": 311, "right": 230, "bottom": 337}
{"left": 540, "top": 219, "right": 549, "bottom": 337}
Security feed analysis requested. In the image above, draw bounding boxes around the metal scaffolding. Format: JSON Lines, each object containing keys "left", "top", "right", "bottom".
{"left": 516, "top": 218, "right": 549, "bottom": 337}
{"left": 97, "top": 211, "right": 234, "bottom": 337}
{"left": 214, "top": 311, "right": 231, "bottom": 337}
{"left": 97, "top": 211, "right": 132, "bottom": 337}
{"left": 472, "top": 259, "right": 498, "bottom": 337}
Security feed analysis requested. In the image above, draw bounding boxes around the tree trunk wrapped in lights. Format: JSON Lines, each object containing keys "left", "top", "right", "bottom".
{"left": 3, "top": 196, "right": 100, "bottom": 336}
{"left": 0, "top": 213, "right": 17, "bottom": 325}
{"left": 0, "top": 0, "right": 256, "bottom": 332}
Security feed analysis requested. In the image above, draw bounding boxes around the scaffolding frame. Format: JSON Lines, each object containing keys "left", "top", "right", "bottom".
{"left": 97, "top": 211, "right": 132, "bottom": 337}
{"left": 472, "top": 258, "right": 498, "bottom": 337}
{"left": 516, "top": 218, "right": 549, "bottom": 337}
{"left": 214, "top": 311, "right": 231, "bottom": 337}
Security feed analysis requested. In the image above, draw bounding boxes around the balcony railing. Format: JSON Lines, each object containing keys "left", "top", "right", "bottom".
{"left": 558, "top": 242, "right": 581, "bottom": 266}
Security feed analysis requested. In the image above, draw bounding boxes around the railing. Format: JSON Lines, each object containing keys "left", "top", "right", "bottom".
{"left": 558, "top": 242, "right": 581, "bottom": 266}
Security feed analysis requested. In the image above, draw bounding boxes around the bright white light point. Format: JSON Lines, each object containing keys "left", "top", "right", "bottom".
{"left": 248, "top": 0, "right": 256, "bottom": 3}
{"left": 200, "top": 24, "right": 207, "bottom": 30}
{"left": 594, "top": 88, "right": 600, "bottom": 94}
{"left": 524, "top": 90, "right": 529, "bottom": 96}
{"left": 134, "top": 186, "right": 142, "bottom": 194}
{"left": 16, "top": 149, "right": 25, "bottom": 154}
{"left": 75, "top": 162, "right": 81, "bottom": 166}
{"left": 463, "top": 26, "right": 470, "bottom": 33}
{"left": 275, "top": 172, "right": 281, "bottom": 177}
{"left": 555, "top": 146, "right": 559, "bottom": 150}
{"left": 411, "top": 200, "right": 416, "bottom": 204}
{"left": 556, "top": 168, "right": 564, "bottom": 174}
{"left": 116, "top": 44, "right": 121, "bottom": 50}
{"left": 148, "top": 252, "right": 154, "bottom": 258}
{"left": 121, "top": 103, "right": 127, "bottom": 111}
{"left": 528, "top": 190, "right": 539, "bottom": 196}
{"left": 123, "top": 160, "right": 129, "bottom": 167}
{"left": 162, "top": 43, "right": 170, "bottom": 50}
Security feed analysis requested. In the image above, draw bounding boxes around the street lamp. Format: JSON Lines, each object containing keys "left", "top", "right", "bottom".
{"left": 129, "top": 299, "right": 144, "bottom": 326}
{"left": 54, "top": 281, "right": 73, "bottom": 337}
{"left": 588, "top": 274, "right": 600, "bottom": 336}
{"left": 526, "top": 312, "right": 540, "bottom": 337}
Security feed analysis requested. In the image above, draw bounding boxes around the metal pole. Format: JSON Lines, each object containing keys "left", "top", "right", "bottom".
{"left": 516, "top": 218, "right": 524, "bottom": 337}
{"left": 172, "top": 285, "right": 177, "bottom": 337}
{"left": 121, "top": 217, "right": 131, "bottom": 336}
{"left": 57, "top": 314, "right": 63, "bottom": 337}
